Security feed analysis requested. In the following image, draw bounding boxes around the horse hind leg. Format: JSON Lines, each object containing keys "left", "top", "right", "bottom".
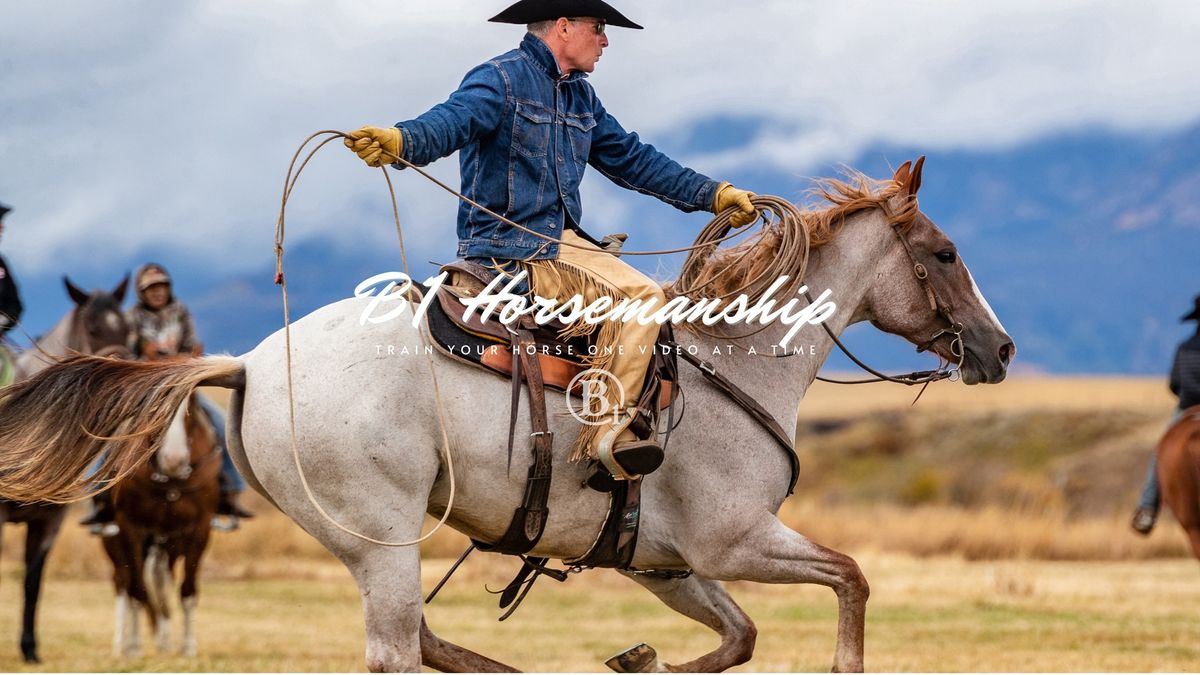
{"left": 419, "top": 616, "right": 519, "bottom": 672}
{"left": 345, "top": 546, "right": 426, "bottom": 672}
{"left": 610, "top": 572, "right": 756, "bottom": 673}
{"left": 20, "top": 509, "right": 65, "bottom": 663}
{"left": 345, "top": 540, "right": 519, "bottom": 672}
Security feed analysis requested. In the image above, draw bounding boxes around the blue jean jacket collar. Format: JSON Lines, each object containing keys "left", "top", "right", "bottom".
{"left": 520, "top": 33, "right": 588, "bottom": 83}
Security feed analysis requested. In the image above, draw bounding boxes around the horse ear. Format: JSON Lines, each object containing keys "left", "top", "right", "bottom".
{"left": 892, "top": 160, "right": 913, "bottom": 188}
{"left": 908, "top": 156, "right": 926, "bottom": 197}
{"left": 63, "top": 276, "right": 90, "bottom": 306}
{"left": 112, "top": 273, "right": 131, "bottom": 304}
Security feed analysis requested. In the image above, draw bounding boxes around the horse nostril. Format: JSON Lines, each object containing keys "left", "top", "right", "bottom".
{"left": 998, "top": 342, "right": 1016, "bottom": 365}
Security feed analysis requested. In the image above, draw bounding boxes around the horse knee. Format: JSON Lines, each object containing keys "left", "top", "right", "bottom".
{"left": 836, "top": 558, "right": 869, "bottom": 604}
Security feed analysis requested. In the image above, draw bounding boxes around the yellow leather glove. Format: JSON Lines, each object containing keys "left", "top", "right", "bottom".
{"left": 344, "top": 126, "right": 403, "bottom": 168}
{"left": 712, "top": 182, "right": 758, "bottom": 227}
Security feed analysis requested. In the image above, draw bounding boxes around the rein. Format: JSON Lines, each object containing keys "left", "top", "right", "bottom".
{"left": 809, "top": 218, "right": 965, "bottom": 398}
{"left": 272, "top": 131, "right": 960, "bottom": 546}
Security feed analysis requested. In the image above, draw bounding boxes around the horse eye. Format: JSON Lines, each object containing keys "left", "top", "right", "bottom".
{"left": 936, "top": 250, "right": 957, "bottom": 264}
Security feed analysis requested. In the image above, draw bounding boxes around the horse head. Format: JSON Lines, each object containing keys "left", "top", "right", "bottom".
{"left": 155, "top": 394, "right": 219, "bottom": 482}
{"left": 860, "top": 157, "right": 1015, "bottom": 384}
{"left": 63, "top": 275, "right": 132, "bottom": 358}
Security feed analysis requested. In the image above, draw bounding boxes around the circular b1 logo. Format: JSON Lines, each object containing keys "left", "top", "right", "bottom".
{"left": 566, "top": 368, "right": 625, "bottom": 426}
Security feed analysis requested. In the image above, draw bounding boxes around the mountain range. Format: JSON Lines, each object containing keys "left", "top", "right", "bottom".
{"left": 10, "top": 120, "right": 1199, "bottom": 376}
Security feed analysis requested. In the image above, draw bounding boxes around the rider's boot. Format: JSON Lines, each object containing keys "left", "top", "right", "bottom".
{"left": 1130, "top": 505, "right": 1158, "bottom": 536}
{"left": 217, "top": 490, "right": 255, "bottom": 519}
{"left": 78, "top": 490, "right": 115, "bottom": 530}
{"left": 586, "top": 418, "right": 664, "bottom": 493}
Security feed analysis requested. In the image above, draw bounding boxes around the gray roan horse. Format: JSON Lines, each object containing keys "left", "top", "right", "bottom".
{"left": 0, "top": 276, "right": 129, "bottom": 663}
{"left": 0, "top": 160, "right": 1014, "bottom": 672}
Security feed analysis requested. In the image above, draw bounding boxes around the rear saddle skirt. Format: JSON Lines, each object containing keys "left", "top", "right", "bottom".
{"left": 422, "top": 259, "right": 679, "bottom": 441}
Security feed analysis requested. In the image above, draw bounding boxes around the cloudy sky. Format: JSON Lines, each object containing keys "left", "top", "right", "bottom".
{"left": 2, "top": 0, "right": 1199, "bottom": 274}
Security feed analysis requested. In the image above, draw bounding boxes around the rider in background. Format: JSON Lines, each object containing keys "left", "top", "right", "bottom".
{"left": 1131, "top": 294, "right": 1200, "bottom": 535}
{"left": 79, "top": 263, "right": 254, "bottom": 527}
{"left": 0, "top": 203, "right": 23, "bottom": 341}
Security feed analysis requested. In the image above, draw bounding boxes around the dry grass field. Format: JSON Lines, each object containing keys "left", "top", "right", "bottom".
{"left": 1, "top": 376, "right": 1197, "bottom": 671}
{"left": 3, "top": 550, "right": 1199, "bottom": 672}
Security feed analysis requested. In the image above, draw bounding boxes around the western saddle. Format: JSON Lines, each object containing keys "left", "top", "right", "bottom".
{"left": 419, "top": 256, "right": 800, "bottom": 618}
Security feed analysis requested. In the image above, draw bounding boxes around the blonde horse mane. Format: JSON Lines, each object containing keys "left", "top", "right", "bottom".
{"left": 665, "top": 162, "right": 922, "bottom": 306}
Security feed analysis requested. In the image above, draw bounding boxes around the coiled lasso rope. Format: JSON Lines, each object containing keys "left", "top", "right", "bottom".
{"left": 272, "top": 130, "right": 809, "bottom": 546}
{"left": 273, "top": 132, "right": 459, "bottom": 546}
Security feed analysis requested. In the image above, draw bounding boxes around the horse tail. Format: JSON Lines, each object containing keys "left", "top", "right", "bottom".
{"left": 0, "top": 355, "right": 244, "bottom": 504}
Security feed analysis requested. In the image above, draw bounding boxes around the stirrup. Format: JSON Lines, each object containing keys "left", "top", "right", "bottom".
{"left": 587, "top": 440, "right": 665, "bottom": 493}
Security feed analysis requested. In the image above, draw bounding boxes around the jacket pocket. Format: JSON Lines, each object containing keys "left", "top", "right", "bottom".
{"left": 563, "top": 113, "right": 597, "bottom": 163}
{"left": 513, "top": 102, "right": 553, "bottom": 159}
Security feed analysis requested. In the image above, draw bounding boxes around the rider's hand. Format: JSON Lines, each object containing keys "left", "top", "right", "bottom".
{"left": 713, "top": 182, "right": 758, "bottom": 228}
{"left": 141, "top": 341, "right": 162, "bottom": 360}
{"left": 344, "top": 126, "right": 403, "bottom": 168}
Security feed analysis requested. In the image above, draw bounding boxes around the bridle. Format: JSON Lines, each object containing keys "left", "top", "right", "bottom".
{"left": 145, "top": 403, "right": 222, "bottom": 496}
{"left": 68, "top": 301, "right": 133, "bottom": 361}
{"left": 804, "top": 204, "right": 966, "bottom": 393}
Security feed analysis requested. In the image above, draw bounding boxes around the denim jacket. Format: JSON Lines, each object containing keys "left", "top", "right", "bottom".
{"left": 396, "top": 33, "right": 720, "bottom": 261}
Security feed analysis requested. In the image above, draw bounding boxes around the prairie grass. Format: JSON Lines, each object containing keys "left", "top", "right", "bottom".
{"left": 0, "top": 377, "right": 1195, "bottom": 671}
{"left": 1, "top": 553, "right": 1198, "bottom": 672}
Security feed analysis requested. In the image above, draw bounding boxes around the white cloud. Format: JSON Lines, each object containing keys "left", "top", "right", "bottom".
{"left": 2, "top": 0, "right": 1198, "bottom": 270}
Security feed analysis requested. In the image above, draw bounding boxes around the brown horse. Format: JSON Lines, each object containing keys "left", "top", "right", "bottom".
{"left": 103, "top": 390, "right": 221, "bottom": 658}
{"left": 1157, "top": 405, "right": 1200, "bottom": 559}
{"left": 0, "top": 276, "right": 129, "bottom": 663}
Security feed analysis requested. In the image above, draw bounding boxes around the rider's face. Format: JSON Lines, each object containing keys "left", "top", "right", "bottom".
{"left": 557, "top": 17, "right": 608, "bottom": 74}
{"left": 144, "top": 283, "right": 170, "bottom": 310}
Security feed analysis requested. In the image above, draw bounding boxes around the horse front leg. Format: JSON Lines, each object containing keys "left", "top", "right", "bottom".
{"left": 419, "top": 616, "right": 519, "bottom": 672}
{"left": 143, "top": 545, "right": 173, "bottom": 655}
{"left": 690, "top": 518, "right": 868, "bottom": 673}
{"left": 179, "top": 526, "right": 211, "bottom": 657}
{"left": 20, "top": 509, "right": 66, "bottom": 663}
{"left": 108, "top": 527, "right": 148, "bottom": 657}
{"left": 610, "top": 572, "right": 756, "bottom": 673}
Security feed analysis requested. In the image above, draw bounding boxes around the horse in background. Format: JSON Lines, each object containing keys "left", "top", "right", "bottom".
{"left": 1156, "top": 406, "right": 1200, "bottom": 560}
{"left": 0, "top": 276, "right": 129, "bottom": 663}
{"left": 104, "top": 391, "right": 221, "bottom": 658}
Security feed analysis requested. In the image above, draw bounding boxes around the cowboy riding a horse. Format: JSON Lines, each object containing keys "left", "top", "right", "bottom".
{"left": 0, "top": 3, "right": 1017, "bottom": 671}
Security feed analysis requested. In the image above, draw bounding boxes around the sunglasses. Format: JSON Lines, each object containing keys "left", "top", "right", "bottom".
{"left": 568, "top": 18, "right": 606, "bottom": 35}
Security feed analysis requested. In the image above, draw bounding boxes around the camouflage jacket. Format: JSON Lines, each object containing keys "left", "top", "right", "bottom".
{"left": 126, "top": 301, "right": 197, "bottom": 360}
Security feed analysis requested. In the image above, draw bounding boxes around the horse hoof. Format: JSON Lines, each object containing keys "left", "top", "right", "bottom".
{"left": 21, "top": 652, "right": 40, "bottom": 664}
{"left": 605, "top": 643, "right": 659, "bottom": 673}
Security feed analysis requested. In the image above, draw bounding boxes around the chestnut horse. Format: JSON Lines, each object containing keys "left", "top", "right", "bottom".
{"left": 0, "top": 276, "right": 129, "bottom": 663}
{"left": 1157, "top": 406, "right": 1200, "bottom": 559}
{"left": 103, "top": 392, "right": 221, "bottom": 658}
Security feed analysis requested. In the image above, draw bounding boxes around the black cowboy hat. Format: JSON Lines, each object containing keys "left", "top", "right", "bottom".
{"left": 0, "top": 203, "right": 10, "bottom": 220}
{"left": 489, "top": 0, "right": 643, "bottom": 29}
{"left": 1183, "top": 295, "right": 1200, "bottom": 323}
